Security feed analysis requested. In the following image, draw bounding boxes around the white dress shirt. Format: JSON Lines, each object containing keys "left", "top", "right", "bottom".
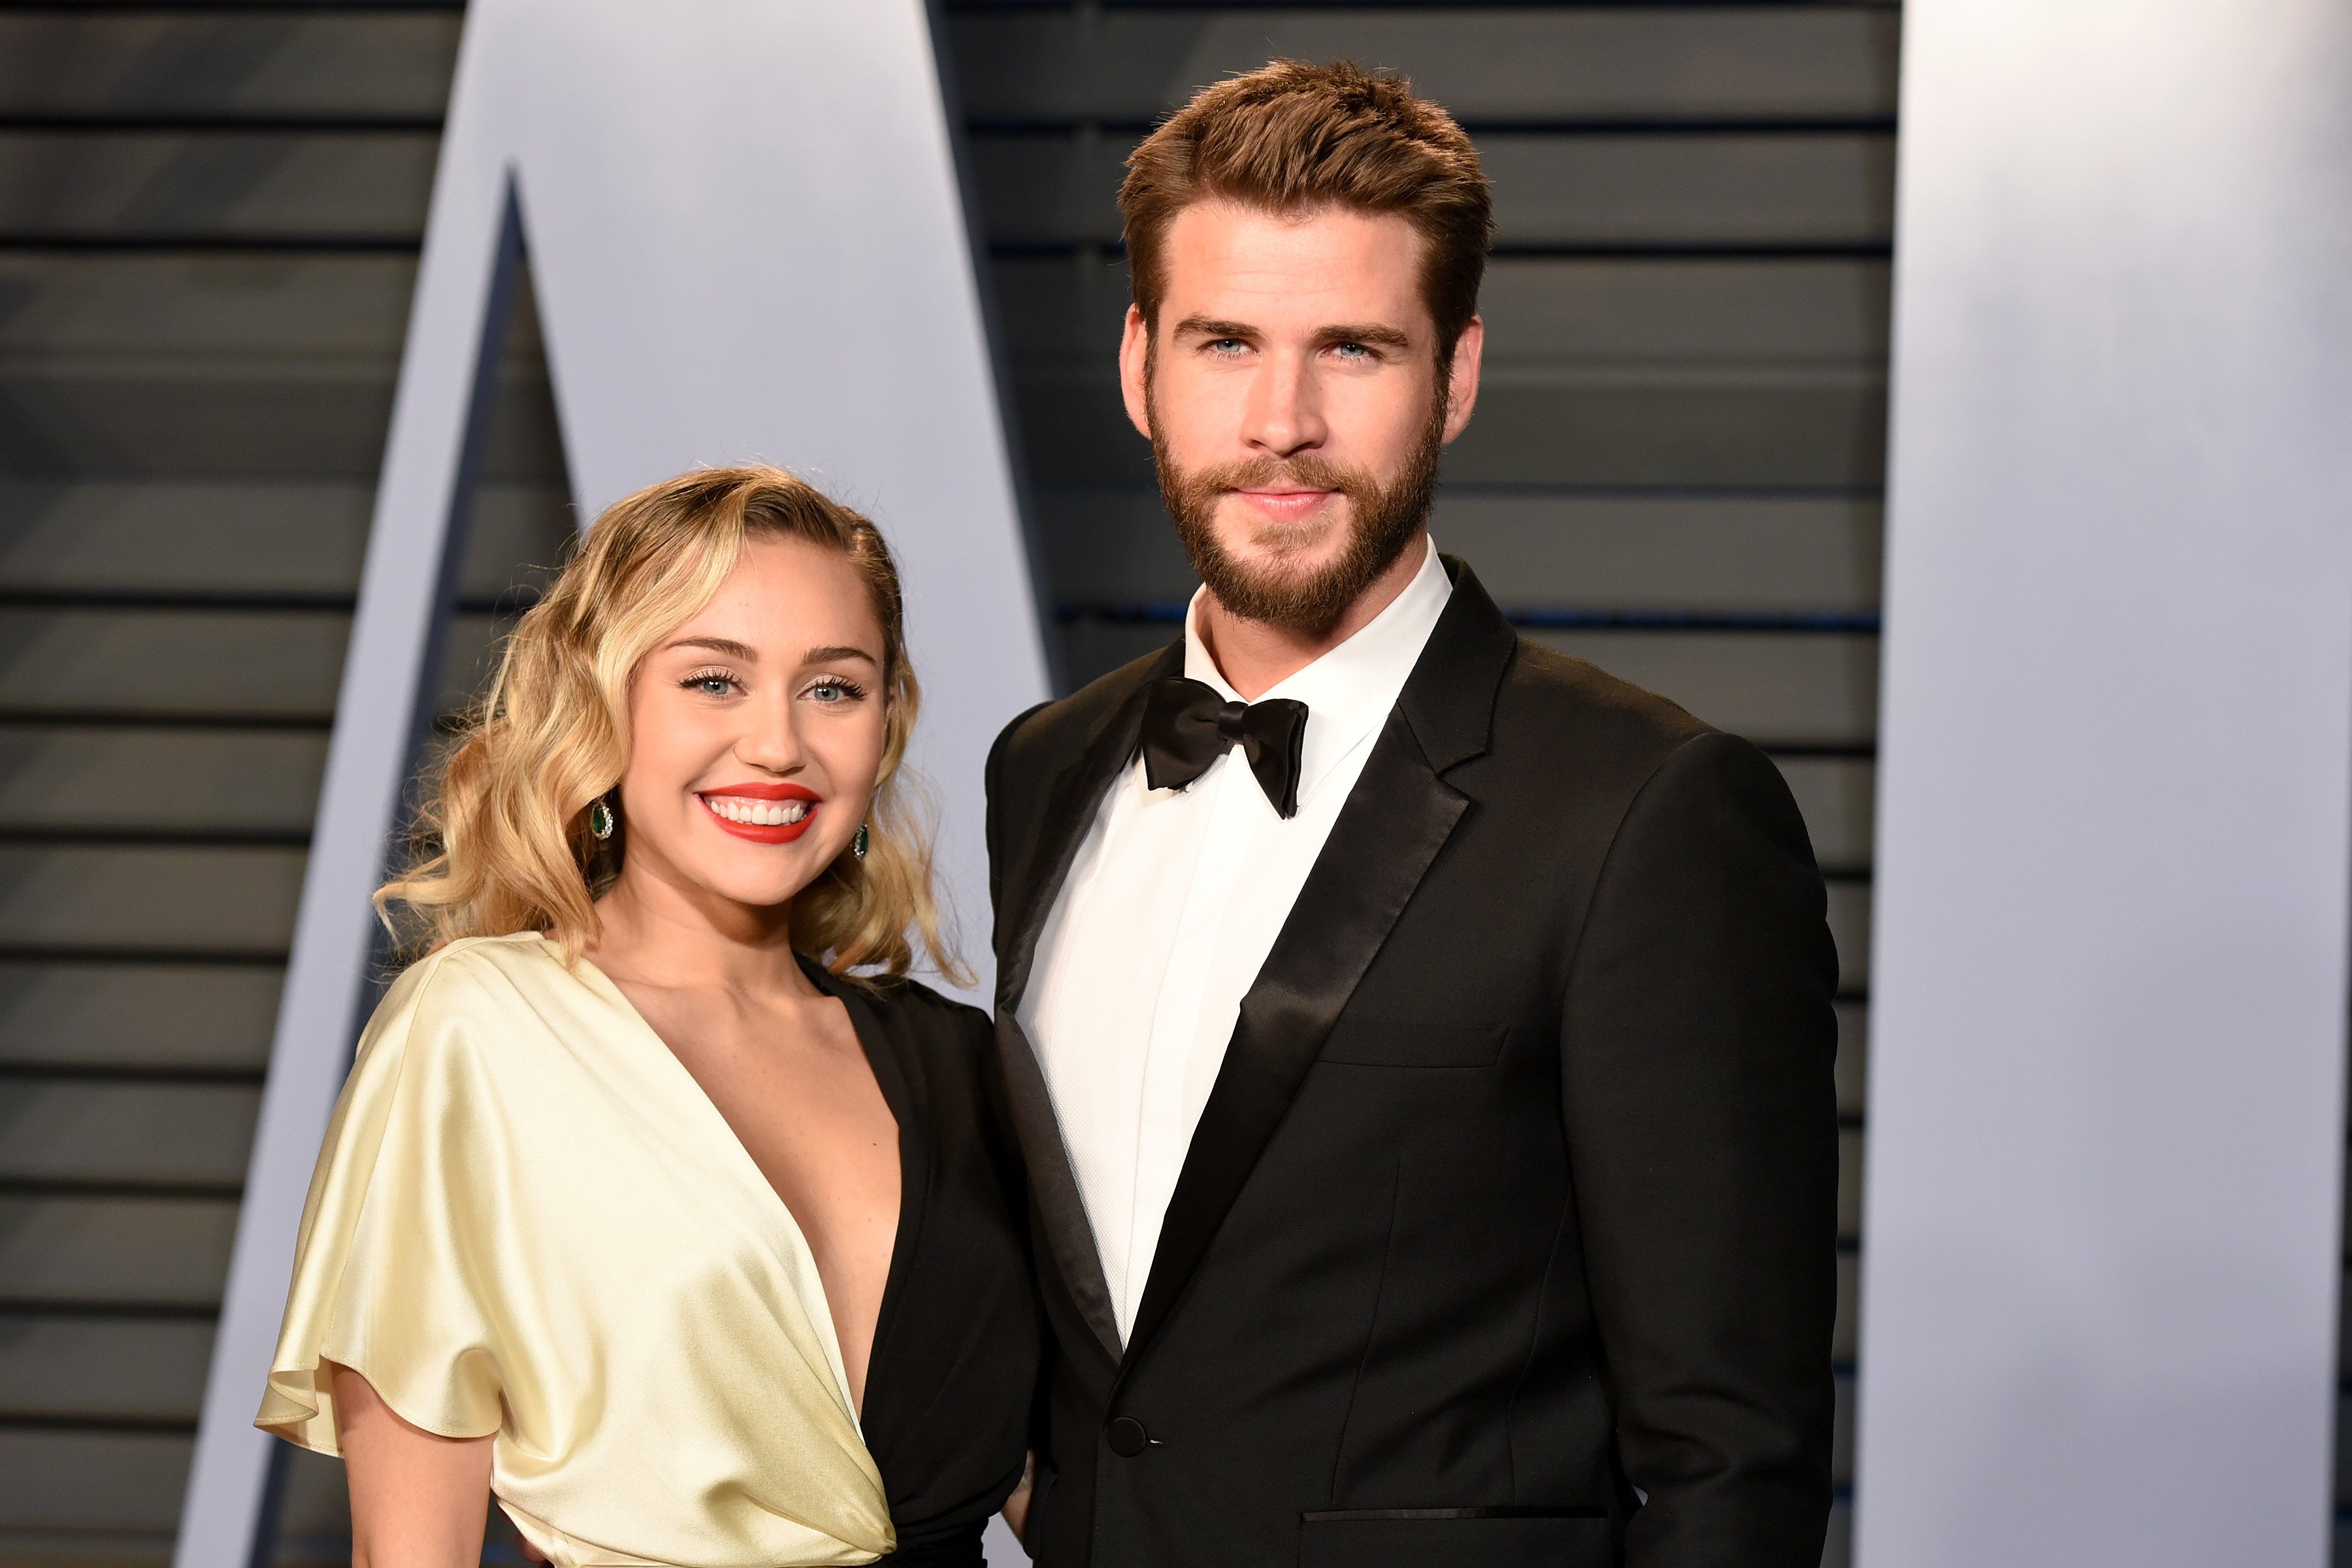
{"left": 1018, "top": 538, "right": 1453, "bottom": 1342}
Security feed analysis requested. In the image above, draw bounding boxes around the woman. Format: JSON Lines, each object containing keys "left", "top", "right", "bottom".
{"left": 255, "top": 468, "right": 1036, "bottom": 1567}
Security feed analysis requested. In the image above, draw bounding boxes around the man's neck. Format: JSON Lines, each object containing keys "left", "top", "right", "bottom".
{"left": 1196, "top": 532, "right": 1430, "bottom": 701}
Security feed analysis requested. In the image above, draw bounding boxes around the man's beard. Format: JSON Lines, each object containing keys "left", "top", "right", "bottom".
{"left": 1152, "top": 393, "right": 1445, "bottom": 640}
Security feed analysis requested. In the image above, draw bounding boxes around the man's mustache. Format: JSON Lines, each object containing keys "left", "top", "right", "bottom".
{"left": 1192, "top": 456, "right": 1375, "bottom": 498}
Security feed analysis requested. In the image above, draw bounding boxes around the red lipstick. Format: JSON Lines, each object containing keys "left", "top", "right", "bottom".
{"left": 698, "top": 781, "right": 821, "bottom": 844}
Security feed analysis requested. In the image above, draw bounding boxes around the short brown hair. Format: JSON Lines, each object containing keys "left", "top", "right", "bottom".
{"left": 1120, "top": 59, "right": 1494, "bottom": 365}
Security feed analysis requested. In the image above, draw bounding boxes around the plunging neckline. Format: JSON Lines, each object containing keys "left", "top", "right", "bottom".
{"left": 566, "top": 941, "right": 921, "bottom": 1424}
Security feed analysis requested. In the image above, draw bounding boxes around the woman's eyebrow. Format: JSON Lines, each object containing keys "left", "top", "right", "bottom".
{"left": 667, "top": 635, "right": 759, "bottom": 661}
{"left": 803, "top": 645, "right": 880, "bottom": 666}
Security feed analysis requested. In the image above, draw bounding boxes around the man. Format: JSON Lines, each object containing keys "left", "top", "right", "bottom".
{"left": 985, "top": 60, "right": 1838, "bottom": 1568}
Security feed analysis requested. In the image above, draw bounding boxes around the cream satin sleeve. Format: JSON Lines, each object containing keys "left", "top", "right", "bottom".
{"left": 255, "top": 949, "right": 510, "bottom": 1452}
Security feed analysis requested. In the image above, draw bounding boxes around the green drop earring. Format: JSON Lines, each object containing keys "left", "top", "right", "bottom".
{"left": 589, "top": 798, "right": 615, "bottom": 840}
{"left": 852, "top": 823, "right": 870, "bottom": 860}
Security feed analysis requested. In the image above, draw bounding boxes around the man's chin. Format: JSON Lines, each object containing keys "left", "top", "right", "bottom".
{"left": 1211, "top": 512, "right": 1352, "bottom": 568}
{"left": 1215, "top": 548, "right": 1350, "bottom": 598}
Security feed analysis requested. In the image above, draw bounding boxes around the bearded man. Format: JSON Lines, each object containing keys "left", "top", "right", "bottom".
{"left": 983, "top": 60, "right": 1839, "bottom": 1568}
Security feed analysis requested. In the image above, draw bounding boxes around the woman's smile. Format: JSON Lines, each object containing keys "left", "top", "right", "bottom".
{"left": 698, "top": 780, "right": 821, "bottom": 843}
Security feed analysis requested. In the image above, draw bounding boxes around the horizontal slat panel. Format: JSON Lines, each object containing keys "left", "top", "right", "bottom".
{"left": 0, "top": 1080, "right": 259, "bottom": 1188}
{"left": 0, "top": 608, "right": 510, "bottom": 721}
{"left": 0, "top": 1196, "right": 238, "bottom": 1308}
{"left": 1835, "top": 1370, "right": 1854, "bottom": 1486}
{"left": 0, "top": 961, "right": 281, "bottom": 1072}
{"left": 1031, "top": 485, "right": 1882, "bottom": 612}
{"left": 0, "top": 254, "right": 415, "bottom": 357}
{"left": 1, "top": 1448, "right": 376, "bottom": 1568}
{"left": 1836, "top": 1001, "right": 1867, "bottom": 1120}
{"left": 280, "top": 1444, "right": 357, "bottom": 1544}
{"left": 0, "top": 845, "right": 302, "bottom": 956}
{"left": 1486, "top": 131, "right": 1893, "bottom": 249}
{"left": 972, "top": 129, "right": 1894, "bottom": 248}
{"left": 949, "top": 8, "right": 1897, "bottom": 123}
{"left": 0, "top": 607, "right": 344, "bottom": 718}
{"left": 0, "top": 363, "right": 560, "bottom": 480}
{"left": 1445, "top": 490, "right": 1882, "bottom": 612}
{"left": 1780, "top": 756, "right": 1874, "bottom": 874}
{"left": 1835, "top": 1247, "right": 1858, "bottom": 1364}
{"left": 0, "top": 1315, "right": 211, "bottom": 1424}
{"left": 1838, "top": 1128, "right": 1864, "bottom": 1247}
{"left": 0, "top": 14, "right": 459, "bottom": 120}
{"left": 0, "top": 131, "right": 435, "bottom": 242}
{"left": 1825, "top": 1499, "right": 1852, "bottom": 1568}
{"left": 0, "top": 482, "right": 573, "bottom": 600}
{"left": 0, "top": 1428, "right": 188, "bottom": 1533}
{"left": 994, "top": 255, "right": 1890, "bottom": 367}
{"left": 0, "top": 1528, "right": 172, "bottom": 1568}
{"left": 1530, "top": 627, "right": 1879, "bottom": 747}
{"left": 1018, "top": 370, "right": 1887, "bottom": 488}
{"left": 1479, "top": 257, "right": 1891, "bottom": 365}
{"left": 1450, "top": 370, "right": 1886, "bottom": 487}
{"left": 0, "top": 727, "right": 325, "bottom": 834}
{"left": 1827, "top": 881, "right": 1867, "bottom": 996}
{"left": 992, "top": 252, "right": 1891, "bottom": 367}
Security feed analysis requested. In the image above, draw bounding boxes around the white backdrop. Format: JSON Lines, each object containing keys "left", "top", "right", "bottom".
{"left": 176, "top": 4, "right": 1049, "bottom": 1563}
{"left": 1858, "top": 3, "right": 2352, "bottom": 1563}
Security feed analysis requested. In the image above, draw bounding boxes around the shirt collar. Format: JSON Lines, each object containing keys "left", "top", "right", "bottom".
{"left": 1183, "top": 536, "right": 1454, "bottom": 803}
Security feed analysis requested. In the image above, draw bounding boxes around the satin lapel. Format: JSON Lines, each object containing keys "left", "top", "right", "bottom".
{"left": 991, "top": 642, "right": 1182, "bottom": 1367}
{"left": 996, "top": 1011, "right": 1120, "bottom": 1363}
{"left": 1120, "top": 708, "right": 1468, "bottom": 1365}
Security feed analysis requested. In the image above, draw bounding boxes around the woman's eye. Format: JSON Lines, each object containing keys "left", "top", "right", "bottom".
{"left": 804, "top": 676, "right": 870, "bottom": 705}
{"left": 681, "top": 671, "right": 738, "bottom": 697}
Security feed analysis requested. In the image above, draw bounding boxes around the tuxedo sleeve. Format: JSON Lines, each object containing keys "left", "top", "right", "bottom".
{"left": 1558, "top": 728, "right": 1840, "bottom": 1566}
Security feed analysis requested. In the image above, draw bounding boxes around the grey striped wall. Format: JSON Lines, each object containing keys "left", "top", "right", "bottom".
{"left": 0, "top": 6, "right": 1906, "bottom": 1565}
{"left": 0, "top": 5, "right": 567, "bottom": 1561}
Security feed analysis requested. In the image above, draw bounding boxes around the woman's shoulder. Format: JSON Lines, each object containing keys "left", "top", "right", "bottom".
{"left": 391, "top": 930, "right": 577, "bottom": 996}
{"left": 849, "top": 970, "right": 992, "bottom": 1045}
{"left": 366, "top": 932, "right": 589, "bottom": 1062}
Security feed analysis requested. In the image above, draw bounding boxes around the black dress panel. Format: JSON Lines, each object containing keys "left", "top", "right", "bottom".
{"left": 807, "top": 963, "right": 1039, "bottom": 1567}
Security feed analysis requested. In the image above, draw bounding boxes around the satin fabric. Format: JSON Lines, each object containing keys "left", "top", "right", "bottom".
{"left": 255, "top": 932, "right": 896, "bottom": 1567}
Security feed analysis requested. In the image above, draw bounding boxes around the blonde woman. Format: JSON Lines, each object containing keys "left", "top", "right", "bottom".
{"left": 255, "top": 468, "right": 1036, "bottom": 1568}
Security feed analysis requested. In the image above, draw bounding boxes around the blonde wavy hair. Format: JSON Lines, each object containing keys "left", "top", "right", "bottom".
{"left": 378, "top": 465, "right": 956, "bottom": 983}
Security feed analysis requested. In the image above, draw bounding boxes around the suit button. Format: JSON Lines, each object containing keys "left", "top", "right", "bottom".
{"left": 1105, "top": 1416, "right": 1149, "bottom": 1457}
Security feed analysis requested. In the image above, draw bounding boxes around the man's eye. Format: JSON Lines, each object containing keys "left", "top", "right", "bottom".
{"left": 1208, "top": 338, "right": 1246, "bottom": 355}
{"left": 1333, "top": 342, "right": 1372, "bottom": 360}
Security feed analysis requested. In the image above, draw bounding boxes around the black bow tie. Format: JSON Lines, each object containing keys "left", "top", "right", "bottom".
{"left": 1140, "top": 676, "right": 1310, "bottom": 819}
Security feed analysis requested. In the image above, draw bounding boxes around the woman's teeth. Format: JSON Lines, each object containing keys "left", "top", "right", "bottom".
{"left": 705, "top": 796, "right": 811, "bottom": 826}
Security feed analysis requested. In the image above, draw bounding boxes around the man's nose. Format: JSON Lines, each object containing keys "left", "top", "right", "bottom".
{"left": 1243, "top": 350, "right": 1326, "bottom": 457}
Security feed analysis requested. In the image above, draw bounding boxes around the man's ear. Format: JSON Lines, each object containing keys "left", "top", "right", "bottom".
{"left": 1119, "top": 304, "right": 1154, "bottom": 442}
{"left": 1441, "top": 316, "right": 1484, "bottom": 444}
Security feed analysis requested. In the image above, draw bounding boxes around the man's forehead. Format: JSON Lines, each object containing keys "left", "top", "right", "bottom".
{"left": 1157, "top": 201, "right": 1429, "bottom": 327}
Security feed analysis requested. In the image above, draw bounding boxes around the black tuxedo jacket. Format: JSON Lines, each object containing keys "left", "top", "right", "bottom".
{"left": 983, "top": 560, "right": 1840, "bottom": 1568}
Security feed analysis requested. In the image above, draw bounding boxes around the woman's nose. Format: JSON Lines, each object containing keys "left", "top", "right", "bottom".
{"left": 735, "top": 691, "right": 805, "bottom": 771}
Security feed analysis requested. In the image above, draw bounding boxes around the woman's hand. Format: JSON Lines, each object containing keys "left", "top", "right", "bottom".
{"left": 998, "top": 1450, "right": 1037, "bottom": 1544}
{"left": 330, "top": 1361, "right": 495, "bottom": 1568}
